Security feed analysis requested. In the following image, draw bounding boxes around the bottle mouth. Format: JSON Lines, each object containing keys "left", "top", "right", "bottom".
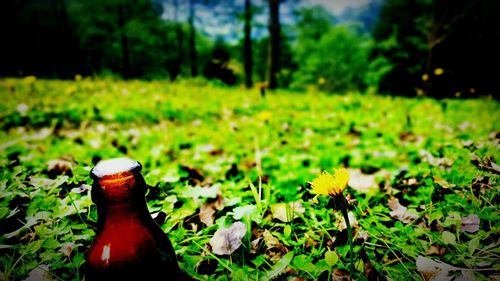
{"left": 90, "top": 157, "right": 142, "bottom": 179}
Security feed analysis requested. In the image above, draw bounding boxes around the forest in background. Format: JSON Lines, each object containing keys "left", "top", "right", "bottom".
{"left": 1, "top": 0, "right": 499, "bottom": 98}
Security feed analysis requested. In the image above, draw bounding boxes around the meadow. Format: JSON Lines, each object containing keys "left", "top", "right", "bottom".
{"left": 0, "top": 78, "right": 499, "bottom": 280}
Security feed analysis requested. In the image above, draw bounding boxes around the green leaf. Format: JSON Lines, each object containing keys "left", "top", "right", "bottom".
{"left": 325, "top": 250, "right": 339, "bottom": 266}
{"left": 442, "top": 212, "right": 461, "bottom": 228}
{"left": 283, "top": 225, "right": 292, "bottom": 237}
{"left": 262, "top": 251, "right": 294, "bottom": 280}
{"left": 442, "top": 231, "right": 456, "bottom": 245}
{"left": 468, "top": 238, "right": 480, "bottom": 255}
{"left": 232, "top": 205, "right": 261, "bottom": 224}
{"left": 0, "top": 207, "right": 9, "bottom": 219}
{"left": 181, "top": 185, "right": 219, "bottom": 199}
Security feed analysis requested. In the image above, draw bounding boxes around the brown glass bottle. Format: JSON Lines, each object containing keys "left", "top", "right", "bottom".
{"left": 85, "top": 158, "right": 186, "bottom": 281}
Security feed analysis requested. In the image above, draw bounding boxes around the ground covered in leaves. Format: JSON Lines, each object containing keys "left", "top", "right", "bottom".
{"left": 0, "top": 78, "right": 499, "bottom": 281}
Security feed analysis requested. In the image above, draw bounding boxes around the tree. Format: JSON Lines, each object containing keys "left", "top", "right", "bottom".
{"left": 170, "top": 0, "right": 183, "bottom": 80}
{"left": 372, "top": 0, "right": 500, "bottom": 97}
{"left": 67, "top": 0, "right": 171, "bottom": 78}
{"left": 0, "top": 0, "right": 84, "bottom": 77}
{"left": 292, "top": 24, "right": 372, "bottom": 92}
{"left": 423, "top": 0, "right": 500, "bottom": 97}
{"left": 188, "top": 0, "right": 198, "bottom": 77}
{"left": 117, "top": 4, "right": 131, "bottom": 78}
{"left": 372, "top": 0, "right": 428, "bottom": 96}
{"left": 267, "top": 0, "right": 280, "bottom": 89}
{"left": 243, "top": 0, "right": 253, "bottom": 88}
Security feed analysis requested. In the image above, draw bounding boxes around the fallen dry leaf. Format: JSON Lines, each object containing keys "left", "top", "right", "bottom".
{"left": 489, "top": 274, "right": 500, "bottom": 281}
{"left": 250, "top": 237, "right": 262, "bottom": 254}
{"left": 416, "top": 256, "right": 475, "bottom": 281}
{"left": 210, "top": 221, "right": 246, "bottom": 255}
{"left": 471, "top": 156, "right": 500, "bottom": 174}
{"left": 417, "top": 256, "right": 457, "bottom": 281}
{"left": 338, "top": 211, "right": 359, "bottom": 231}
{"left": 23, "top": 265, "right": 54, "bottom": 281}
{"left": 347, "top": 168, "right": 378, "bottom": 194}
{"left": 47, "top": 159, "right": 73, "bottom": 176}
{"left": 426, "top": 245, "right": 446, "bottom": 256}
{"left": 461, "top": 214, "right": 480, "bottom": 233}
{"left": 419, "top": 150, "right": 453, "bottom": 168}
{"left": 263, "top": 229, "right": 288, "bottom": 262}
{"left": 199, "top": 192, "right": 224, "bottom": 226}
{"left": 72, "top": 184, "right": 91, "bottom": 194}
{"left": 388, "top": 197, "right": 419, "bottom": 223}
{"left": 270, "top": 202, "right": 305, "bottom": 222}
{"left": 59, "top": 242, "right": 75, "bottom": 257}
{"left": 433, "top": 176, "right": 455, "bottom": 189}
{"left": 332, "top": 269, "right": 350, "bottom": 281}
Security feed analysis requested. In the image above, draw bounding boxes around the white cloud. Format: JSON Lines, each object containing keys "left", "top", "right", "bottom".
{"left": 307, "top": 0, "right": 371, "bottom": 15}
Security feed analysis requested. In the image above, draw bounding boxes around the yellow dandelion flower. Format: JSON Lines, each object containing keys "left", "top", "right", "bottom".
{"left": 318, "top": 77, "right": 326, "bottom": 85}
{"left": 22, "top": 76, "right": 37, "bottom": 85}
{"left": 309, "top": 167, "right": 353, "bottom": 278}
{"left": 422, "top": 74, "right": 429, "bottom": 81}
{"left": 256, "top": 111, "right": 272, "bottom": 122}
{"left": 434, "top": 68, "right": 444, "bottom": 75}
{"left": 311, "top": 168, "right": 349, "bottom": 198}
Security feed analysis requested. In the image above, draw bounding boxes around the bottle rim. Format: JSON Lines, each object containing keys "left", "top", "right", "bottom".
{"left": 90, "top": 157, "right": 142, "bottom": 179}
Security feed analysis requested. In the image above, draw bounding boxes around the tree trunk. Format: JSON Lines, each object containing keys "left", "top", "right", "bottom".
{"left": 243, "top": 0, "right": 253, "bottom": 88}
{"left": 117, "top": 5, "right": 130, "bottom": 79}
{"left": 189, "top": 0, "right": 198, "bottom": 77}
{"left": 267, "top": 0, "right": 280, "bottom": 89}
{"left": 171, "top": 0, "right": 183, "bottom": 80}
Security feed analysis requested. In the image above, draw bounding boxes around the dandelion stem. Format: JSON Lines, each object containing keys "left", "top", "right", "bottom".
{"left": 341, "top": 207, "right": 354, "bottom": 281}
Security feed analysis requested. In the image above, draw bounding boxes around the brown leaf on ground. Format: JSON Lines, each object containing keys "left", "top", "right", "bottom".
{"left": 388, "top": 197, "right": 419, "bottom": 223}
{"left": 419, "top": 150, "right": 453, "bottom": 168}
{"left": 199, "top": 192, "right": 224, "bottom": 226}
{"left": 250, "top": 237, "right": 262, "bottom": 254}
{"left": 426, "top": 245, "right": 446, "bottom": 256}
{"left": 359, "top": 247, "right": 385, "bottom": 281}
{"left": 489, "top": 274, "right": 500, "bottom": 281}
{"left": 72, "top": 184, "right": 91, "bottom": 194}
{"left": 433, "top": 176, "right": 455, "bottom": 189}
{"left": 23, "top": 265, "right": 54, "bottom": 281}
{"left": 47, "top": 159, "right": 73, "bottom": 176}
{"left": 263, "top": 229, "right": 288, "bottom": 262}
{"left": 59, "top": 242, "right": 75, "bottom": 257}
{"left": 332, "top": 269, "right": 350, "bottom": 281}
{"left": 337, "top": 211, "right": 359, "bottom": 231}
{"left": 270, "top": 202, "right": 305, "bottom": 222}
{"left": 416, "top": 256, "right": 475, "bottom": 281}
{"left": 400, "top": 131, "right": 418, "bottom": 142}
{"left": 471, "top": 155, "right": 500, "bottom": 174}
{"left": 348, "top": 168, "right": 391, "bottom": 194}
{"left": 471, "top": 176, "right": 492, "bottom": 195}
{"left": 180, "top": 165, "right": 204, "bottom": 185}
{"left": 209, "top": 221, "right": 246, "bottom": 255}
{"left": 460, "top": 214, "right": 480, "bottom": 233}
{"left": 347, "top": 168, "right": 377, "bottom": 194}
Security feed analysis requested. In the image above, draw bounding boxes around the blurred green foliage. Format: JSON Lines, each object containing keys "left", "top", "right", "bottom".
{"left": 0, "top": 79, "right": 498, "bottom": 280}
{"left": 292, "top": 7, "right": 376, "bottom": 92}
{"left": 0, "top": 0, "right": 498, "bottom": 96}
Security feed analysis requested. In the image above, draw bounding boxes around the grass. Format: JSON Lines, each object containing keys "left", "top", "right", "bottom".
{"left": 0, "top": 77, "right": 499, "bottom": 280}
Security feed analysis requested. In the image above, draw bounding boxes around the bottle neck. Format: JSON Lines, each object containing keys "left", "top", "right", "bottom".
{"left": 98, "top": 199, "right": 150, "bottom": 223}
{"left": 91, "top": 171, "right": 147, "bottom": 206}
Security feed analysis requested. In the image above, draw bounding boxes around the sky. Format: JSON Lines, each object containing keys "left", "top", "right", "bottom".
{"left": 307, "top": 0, "right": 372, "bottom": 15}
{"left": 161, "top": 0, "right": 376, "bottom": 40}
